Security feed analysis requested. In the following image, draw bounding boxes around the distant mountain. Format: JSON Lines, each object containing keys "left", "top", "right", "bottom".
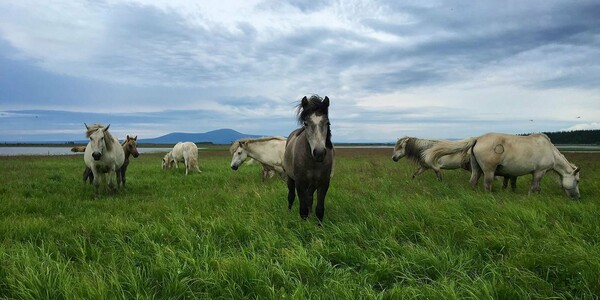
{"left": 138, "top": 129, "right": 264, "bottom": 145}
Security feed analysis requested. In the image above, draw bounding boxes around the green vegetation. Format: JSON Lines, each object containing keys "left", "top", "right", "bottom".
{"left": 0, "top": 149, "right": 598, "bottom": 299}
{"left": 526, "top": 129, "right": 600, "bottom": 145}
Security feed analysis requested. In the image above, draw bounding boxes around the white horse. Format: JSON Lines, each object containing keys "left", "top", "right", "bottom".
{"left": 162, "top": 142, "right": 200, "bottom": 175}
{"left": 83, "top": 123, "right": 124, "bottom": 196}
{"left": 229, "top": 137, "right": 286, "bottom": 180}
{"left": 392, "top": 136, "right": 471, "bottom": 181}
{"left": 426, "top": 133, "right": 580, "bottom": 198}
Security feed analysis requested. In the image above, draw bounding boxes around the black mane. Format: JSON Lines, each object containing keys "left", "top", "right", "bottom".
{"left": 296, "top": 95, "right": 329, "bottom": 124}
{"left": 296, "top": 95, "right": 333, "bottom": 149}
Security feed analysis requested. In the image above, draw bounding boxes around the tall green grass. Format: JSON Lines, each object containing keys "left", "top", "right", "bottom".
{"left": 0, "top": 149, "right": 598, "bottom": 299}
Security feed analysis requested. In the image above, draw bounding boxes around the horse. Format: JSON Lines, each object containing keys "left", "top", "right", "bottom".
{"left": 392, "top": 137, "right": 471, "bottom": 181}
{"left": 283, "top": 95, "right": 334, "bottom": 222}
{"left": 162, "top": 142, "right": 200, "bottom": 175}
{"left": 83, "top": 124, "right": 125, "bottom": 196}
{"left": 229, "top": 136, "right": 286, "bottom": 181}
{"left": 421, "top": 137, "right": 517, "bottom": 189}
{"left": 80, "top": 135, "right": 140, "bottom": 187}
{"left": 70, "top": 145, "right": 86, "bottom": 152}
{"left": 427, "top": 133, "right": 580, "bottom": 198}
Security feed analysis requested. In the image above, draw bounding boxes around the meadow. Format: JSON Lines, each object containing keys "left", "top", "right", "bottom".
{"left": 0, "top": 148, "right": 598, "bottom": 299}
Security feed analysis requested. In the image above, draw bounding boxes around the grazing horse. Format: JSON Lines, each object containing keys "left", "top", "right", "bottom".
{"left": 283, "top": 95, "right": 334, "bottom": 222}
{"left": 230, "top": 136, "right": 286, "bottom": 181}
{"left": 83, "top": 124, "right": 125, "bottom": 196}
{"left": 162, "top": 142, "right": 200, "bottom": 175}
{"left": 471, "top": 133, "right": 580, "bottom": 198}
{"left": 427, "top": 133, "right": 580, "bottom": 198}
{"left": 422, "top": 138, "right": 517, "bottom": 189}
{"left": 80, "top": 135, "right": 140, "bottom": 187}
{"left": 392, "top": 137, "right": 471, "bottom": 181}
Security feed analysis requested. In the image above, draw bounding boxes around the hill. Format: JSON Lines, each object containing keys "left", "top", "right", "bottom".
{"left": 138, "top": 128, "right": 263, "bottom": 144}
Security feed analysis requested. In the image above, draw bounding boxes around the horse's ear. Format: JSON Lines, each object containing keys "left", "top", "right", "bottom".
{"left": 574, "top": 167, "right": 580, "bottom": 175}
{"left": 103, "top": 124, "right": 110, "bottom": 132}
{"left": 301, "top": 96, "right": 308, "bottom": 108}
{"left": 240, "top": 141, "right": 247, "bottom": 148}
{"left": 134, "top": 136, "right": 137, "bottom": 140}
{"left": 84, "top": 123, "right": 89, "bottom": 129}
{"left": 323, "top": 96, "right": 329, "bottom": 107}
{"left": 126, "top": 135, "right": 130, "bottom": 140}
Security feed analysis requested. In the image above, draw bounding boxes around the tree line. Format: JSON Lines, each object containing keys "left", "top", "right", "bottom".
{"left": 522, "top": 129, "right": 600, "bottom": 145}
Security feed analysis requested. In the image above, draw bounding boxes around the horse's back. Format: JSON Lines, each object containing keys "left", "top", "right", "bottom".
{"left": 182, "top": 142, "right": 198, "bottom": 160}
{"left": 474, "top": 133, "right": 555, "bottom": 175}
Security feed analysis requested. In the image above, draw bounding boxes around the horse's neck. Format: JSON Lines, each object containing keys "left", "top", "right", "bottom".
{"left": 122, "top": 143, "right": 131, "bottom": 159}
{"left": 246, "top": 141, "right": 279, "bottom": 165}
{"left": 406, "top": 139, "right": 435, "bottom": 160}
{"left": 551, "top": 148, "right": 573, "bottom": 175}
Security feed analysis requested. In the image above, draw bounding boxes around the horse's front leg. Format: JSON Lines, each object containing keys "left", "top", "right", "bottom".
{"left": 502, "top": 177, "right": 509, "bottom": 190}
{"left": 529, "top": 171, "right": 545, "bottom": 195}
{"left": 108, "top": 168, "right": 116, "bottom": 192}
{"left": 316, "top": 181, "right": 330, "bottom": 223}
{"left": 91, "top": 167, "right": 100, "bottom": 197}
{"left": 296, "top": 183, "right": 312, "bottom": 220}
{"left": 287, "top": 176, "right": 296, "bottom": 210}
{"left": 412, "top": 166, "right": 427, "bottom": 179}
{"left": 433, "top": 168, "right": 443, "bottom": 181}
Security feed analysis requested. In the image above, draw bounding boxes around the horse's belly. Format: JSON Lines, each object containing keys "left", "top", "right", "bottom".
{"left": 496, "top": 165, "right": 532, "bottom": 177}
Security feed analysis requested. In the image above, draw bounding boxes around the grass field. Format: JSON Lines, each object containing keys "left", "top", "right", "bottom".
{"left": 0, "top": 148, "right": 598, "bottom": 299}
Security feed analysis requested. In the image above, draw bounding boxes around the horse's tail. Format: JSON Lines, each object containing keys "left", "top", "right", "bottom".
{"left": 469, "top": 140, "right": 482, "bottom": 176}
{"left": 423, "top": 138, "right": 476, "bottom": 168}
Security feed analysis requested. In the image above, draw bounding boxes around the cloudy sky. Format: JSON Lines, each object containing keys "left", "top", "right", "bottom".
{"left": 1, "top": 0, "right": 599, "bottom": 142}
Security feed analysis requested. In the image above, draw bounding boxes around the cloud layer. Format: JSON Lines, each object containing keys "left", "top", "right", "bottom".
{"left": 1, "top": 0, "right": 599, "bottom": 141}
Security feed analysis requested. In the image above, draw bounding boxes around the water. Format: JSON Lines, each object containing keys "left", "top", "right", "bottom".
{"left": 0, "top": 147, "right": 175, "bottom": 156}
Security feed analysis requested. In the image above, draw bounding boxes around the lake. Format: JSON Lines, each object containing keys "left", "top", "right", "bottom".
{"left": 0, "top": 147, "right": 175, "bottom": 156}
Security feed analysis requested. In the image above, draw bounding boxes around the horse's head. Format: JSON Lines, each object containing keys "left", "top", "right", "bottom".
{"left": 298, "top": 95, "right": 331, "bottom": 162}
{"left": 392, "top": 137, "right": 409, "bottom": 161}
{"left": 126, "top": 135, "right": 139, "bottom": 158}
{"left": 561, "top": 166, "right": 581, "bottom": 199}
{"left": 85, "top": 123, "right": 110, "bottom": 161}
{"left": 230, "top": 141, "right": 249, "bottom": 171}
{"left": 162, "top": 152, "right": 172, "bottom": 170}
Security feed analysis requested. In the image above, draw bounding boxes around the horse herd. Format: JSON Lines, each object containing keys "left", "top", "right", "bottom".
{"left": 76, "top": 95, "right": 581, "bottom": 223}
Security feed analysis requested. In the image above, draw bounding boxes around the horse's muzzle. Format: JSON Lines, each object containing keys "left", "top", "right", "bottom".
{"left": 132, "top": 152, "right": 139, "bottom": 158}
{"left": 92, "top": 152, "right": 102, "bottom": 161}
{"left": 313, "top": 148, "right": 326, "bottom": 162}
{"left": 392, "top": 155, "right": 399, "bottom": 162}
{"left": 231, "top": 165, "right": 239, "bottom": 171}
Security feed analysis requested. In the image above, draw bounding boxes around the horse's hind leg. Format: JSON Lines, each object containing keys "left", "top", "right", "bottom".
{"left": 483, "top": 171, "right": 495, "bottom": 192}
{"left": 510, "top": 176, "right": 517, "bottom": 192}
{"left": 502, "top": 177, "right": 509, "bottom": 190}
{"left": 287, "top": 177, "right": 296, "bottom": 210}
{"left": 83, "top": 167, "right": 93, "bottom": 185}
{"left": 316, "top": 182, "right": 330, "bottom": 223}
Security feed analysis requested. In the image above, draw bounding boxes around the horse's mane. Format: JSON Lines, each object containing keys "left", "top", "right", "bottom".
{"left": 230, "top": 136, "right": 286, "bottom": 154}
{"left": 85, "top": 124, "right": 115, "bottom": 152}
{"left": 295, "top": 95, "right": 333, "bottom": 149}
{"left": 401, "top": 137, "right": 437, "bottom": 164}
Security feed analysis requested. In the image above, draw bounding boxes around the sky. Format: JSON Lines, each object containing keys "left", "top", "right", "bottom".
{"left": 1, "top": 0, "right": 599, "bottom": 142}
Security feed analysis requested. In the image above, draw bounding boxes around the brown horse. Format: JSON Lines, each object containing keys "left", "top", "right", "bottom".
{"left": 283, "top": 95, "right": 334, "bottom": 222}
{"left": 82, "top": 135, "right": 139, "bottom": 187}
